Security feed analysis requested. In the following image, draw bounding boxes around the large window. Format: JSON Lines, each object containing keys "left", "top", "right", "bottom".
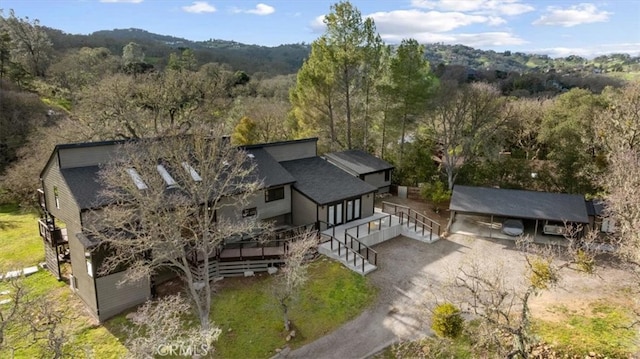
{"left": 328, "top": 202, "right": 343, "bottom": 225}
{"left": 346, "top": 198, "right": 361, "bottom": 222}
{"left": 265, "top": 186, "right": 285, "bottom": 202}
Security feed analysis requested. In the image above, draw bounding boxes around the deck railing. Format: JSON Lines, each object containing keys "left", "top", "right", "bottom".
{"left": 381, "top": 201, "right": 441, "bottom": 241}
{"left": 344, "top": 232, "right": 377, "bottom": 267}
{"left": 38, "top": 218, "right": 66, "bottom": 246}
{"left": 319, "top": 233, "right": 368, "bottom": 274}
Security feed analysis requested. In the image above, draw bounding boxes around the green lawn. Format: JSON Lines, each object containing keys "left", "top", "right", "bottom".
{"left": 1, "top": 204, "right": 377, "bottom": 358}
{"left": 0, "top": 204, "right": 44, "bottom": 269}
{"left": 533, "top": 301, "right": 638, "bottom": 357}
{"left": 211, "top": 259, "right": 377, "bottom": 358}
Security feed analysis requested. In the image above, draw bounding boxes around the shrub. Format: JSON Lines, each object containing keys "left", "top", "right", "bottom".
{"left": 420, "top": 180, "right": 452, "bottom": 213}
{"left": 431, "top": 303, "right": 464, "bottom": 338}
{"left": 528, "top": 257, "right": 558, "bottom": 290}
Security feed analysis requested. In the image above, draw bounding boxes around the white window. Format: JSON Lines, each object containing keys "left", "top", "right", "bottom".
{"left": 53, "top": 186, "right": 60, "bottom": 209}
{"left": 86, "top": 259, "right": 93, "bottom": 277}
{"left": 355, "top": 198, "right": 360, "bottom": 219}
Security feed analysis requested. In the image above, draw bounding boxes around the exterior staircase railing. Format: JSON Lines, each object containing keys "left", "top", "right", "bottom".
{"left": 319, "top": 232, "right": 369, "bottom": 274}
{"left": 381, "top": 201, "right": 441, "bottom": 242}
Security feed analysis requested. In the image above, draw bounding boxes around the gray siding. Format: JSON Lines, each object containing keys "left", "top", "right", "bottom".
{"left": 291, "top": 189, "right": 318, "bottom": 226}
{"left": 361, "top": 192, "right": 374, "bottom": 218}
{"left": 68, "top": 225, "right": 98, "bottom": 315}
{"left": 364, "top": 171, "right": 391, "bottom": 192}
{"left": 42, "top": 156, "right": 81, "bottom": 224}
{"left": 58, "top": 144, "right": 119, "bottom": 169}
{"left": 218, "top": 185, "right": 292, "bottom": 222}
{"left": 96, "top": 271, "right": 150, "bottom": 321}
{"left": 42, "top": 156, "right": 99, "bottom": 316}
{"left": 263, "top": 141, "right": 316, "bottom": 162}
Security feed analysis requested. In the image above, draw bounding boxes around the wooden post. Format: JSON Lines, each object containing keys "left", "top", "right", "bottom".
{"left": 490, "top": 215, "right": 493, "bottom": 238}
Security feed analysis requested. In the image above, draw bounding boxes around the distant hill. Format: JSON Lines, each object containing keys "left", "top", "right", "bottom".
{"left": 42, "top": 27, "right": 640, "bottom": 77}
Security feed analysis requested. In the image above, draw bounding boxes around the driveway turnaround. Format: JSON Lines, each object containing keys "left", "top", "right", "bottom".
{"left": 286, "top": 234, "right": 636, "bottom": 359}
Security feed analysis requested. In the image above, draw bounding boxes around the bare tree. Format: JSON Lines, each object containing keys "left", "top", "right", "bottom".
{"left": 451, "top": 237, "right": 595, "bottom": 358}
{"left": 1, "top": 274, "right": 77, "bottom": 358}
{"left": 21, "top": 294, "right": 78, "bottom": 359}
{"left": 88, "top": 128, "right": 270, "bottom": 330}
{"left": 0, "top": 275, "right": 26, "bottom": 351}
{"left": 0, "top": 9, "right": 53, "bottom": 77}
{"left": 124, "top": 294, "right": 221, "bottom": 359}
{"left": 272, "top": 230, "right": 319, "bottom": 332}
{"left": 424, "top": 81, "right": 508, "bottom": 190}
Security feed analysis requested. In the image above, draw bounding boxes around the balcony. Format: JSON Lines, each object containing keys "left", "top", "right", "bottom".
{"left": 38, "top": 219, "right": 67, "bottom": 246}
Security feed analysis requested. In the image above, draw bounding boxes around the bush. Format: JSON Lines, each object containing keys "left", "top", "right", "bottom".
{"left": 431, "top": 303, "right": 464, "bottom": 338}
{"left": 420, "top": 181, "right": 451, "bottom": 213}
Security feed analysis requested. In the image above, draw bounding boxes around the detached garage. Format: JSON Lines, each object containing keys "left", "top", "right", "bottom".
{"left": 448, "top": 185, "right": 590, "bottom": 239}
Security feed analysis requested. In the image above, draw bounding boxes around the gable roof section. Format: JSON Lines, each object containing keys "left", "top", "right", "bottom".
{"left": 324, "top": 150, "right": 394, "bottom": 176}
{"left": 280, "top": 156, "right": 377, "bottom": 205}
{"left": 61, "top": 166, "right": 107, "bottom": 210}
{"left": 450, "top": 185, "right": 589, "bottom": 223}
{"left": 246, "top": 148, "right": 295, "bottom": 188}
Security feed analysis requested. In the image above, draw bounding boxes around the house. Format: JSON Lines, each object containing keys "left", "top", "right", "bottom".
{"left": 280, "top": 156, "right": 377, "bottom": 227}
{"left": 324, "top": 150, "right": 394, "bottom": 193}
{"left": 37, "top": 137, "right": 385, "bottom": 321}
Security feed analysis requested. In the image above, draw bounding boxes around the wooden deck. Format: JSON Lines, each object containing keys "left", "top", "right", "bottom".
{"left": 218, "top": 245, "right": 286, "bottom": 260}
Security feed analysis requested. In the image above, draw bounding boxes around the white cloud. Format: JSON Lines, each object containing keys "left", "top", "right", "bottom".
{"left": 369, "top": 10, "right": 490, "bottom": 34}
{"left": 380, "top": 31, "right": 526, "bottom": 47}
{"left": 231, "top": 3, "right": 275, "bottom": 16}
{"left": 182, "top": 1, "right": 216, "bottom": 14}
{"left": 248, "top": 3, "right": 275, "bottom": 15}
{"left": 100, "top": 0, "right": 143, "bottom": 3}
{"left": 536, "top": 43, "right": 640, "bottom": 58}
{"left": 309, "top": 15, "right": 326, "bottom": 33}
{"left": 411, "top": 0, "right": 534, "bottom": 16}
{"left": 533, "top": 3, "right": 611, "bottom": 27}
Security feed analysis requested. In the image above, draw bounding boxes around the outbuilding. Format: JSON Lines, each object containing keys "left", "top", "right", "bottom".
{"left": 448, "top": 185, "right": 590, "bottom": 239}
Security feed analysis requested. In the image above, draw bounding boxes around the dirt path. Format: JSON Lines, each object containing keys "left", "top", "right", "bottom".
{"left": 286, "top": 233, "right": 637, "bottom": 359}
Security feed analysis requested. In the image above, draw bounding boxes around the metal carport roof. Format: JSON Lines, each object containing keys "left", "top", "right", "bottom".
{"left": 449, "top": 185, "right": 589, "bottom": 223}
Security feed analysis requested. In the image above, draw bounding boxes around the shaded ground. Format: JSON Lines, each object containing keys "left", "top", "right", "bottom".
{"left": 287, "top": 198, "right": 638, "bottom": 359}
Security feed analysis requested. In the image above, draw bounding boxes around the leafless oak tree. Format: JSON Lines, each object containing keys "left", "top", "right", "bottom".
{"left": 272, "top": 229, "right": 319, "bottom": 332}
{"left": 88, "top": 128, "right": 270, "bottom": 331}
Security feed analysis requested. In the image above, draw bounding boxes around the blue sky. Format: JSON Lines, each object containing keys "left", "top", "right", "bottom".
{"left": 2, "top": 0, "right": 639, "bottom": 58}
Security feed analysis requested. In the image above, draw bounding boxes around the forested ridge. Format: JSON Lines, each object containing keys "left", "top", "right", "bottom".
{"left": 1, "top": 3, "right": 640, "bottom": 357}
{"left": 0, "top": 3, "right": 639, "bottom": 208}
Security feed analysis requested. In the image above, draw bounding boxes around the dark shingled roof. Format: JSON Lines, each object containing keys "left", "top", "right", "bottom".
{"left": 450, "top": 185, "right": 589, "bottom": 223}
{"left": 61, "top": 166, "right": 108, "bottom": 210}
{"left": 246, "top": 148, "right": 295, "bottom": 188}
{"left": 324, "top": 150, "right": 394, "bottom": 175}
{"left": 280, "top": 157, "right": 377, "bottom": 205}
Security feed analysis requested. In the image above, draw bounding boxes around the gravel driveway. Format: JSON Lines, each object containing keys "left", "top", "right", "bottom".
{"left": 286, "top": 233, "right": 637, "bottom": 359}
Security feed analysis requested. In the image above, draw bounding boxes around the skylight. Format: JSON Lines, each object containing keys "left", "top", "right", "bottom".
{"left": 156, "top": 164, "right": 177, "bottom": 188}
{"left": 126, "top": 168, "right": 148, "bottom": 190}
{"left": 181, "top": 162, "right": 202, "bottom": 182}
